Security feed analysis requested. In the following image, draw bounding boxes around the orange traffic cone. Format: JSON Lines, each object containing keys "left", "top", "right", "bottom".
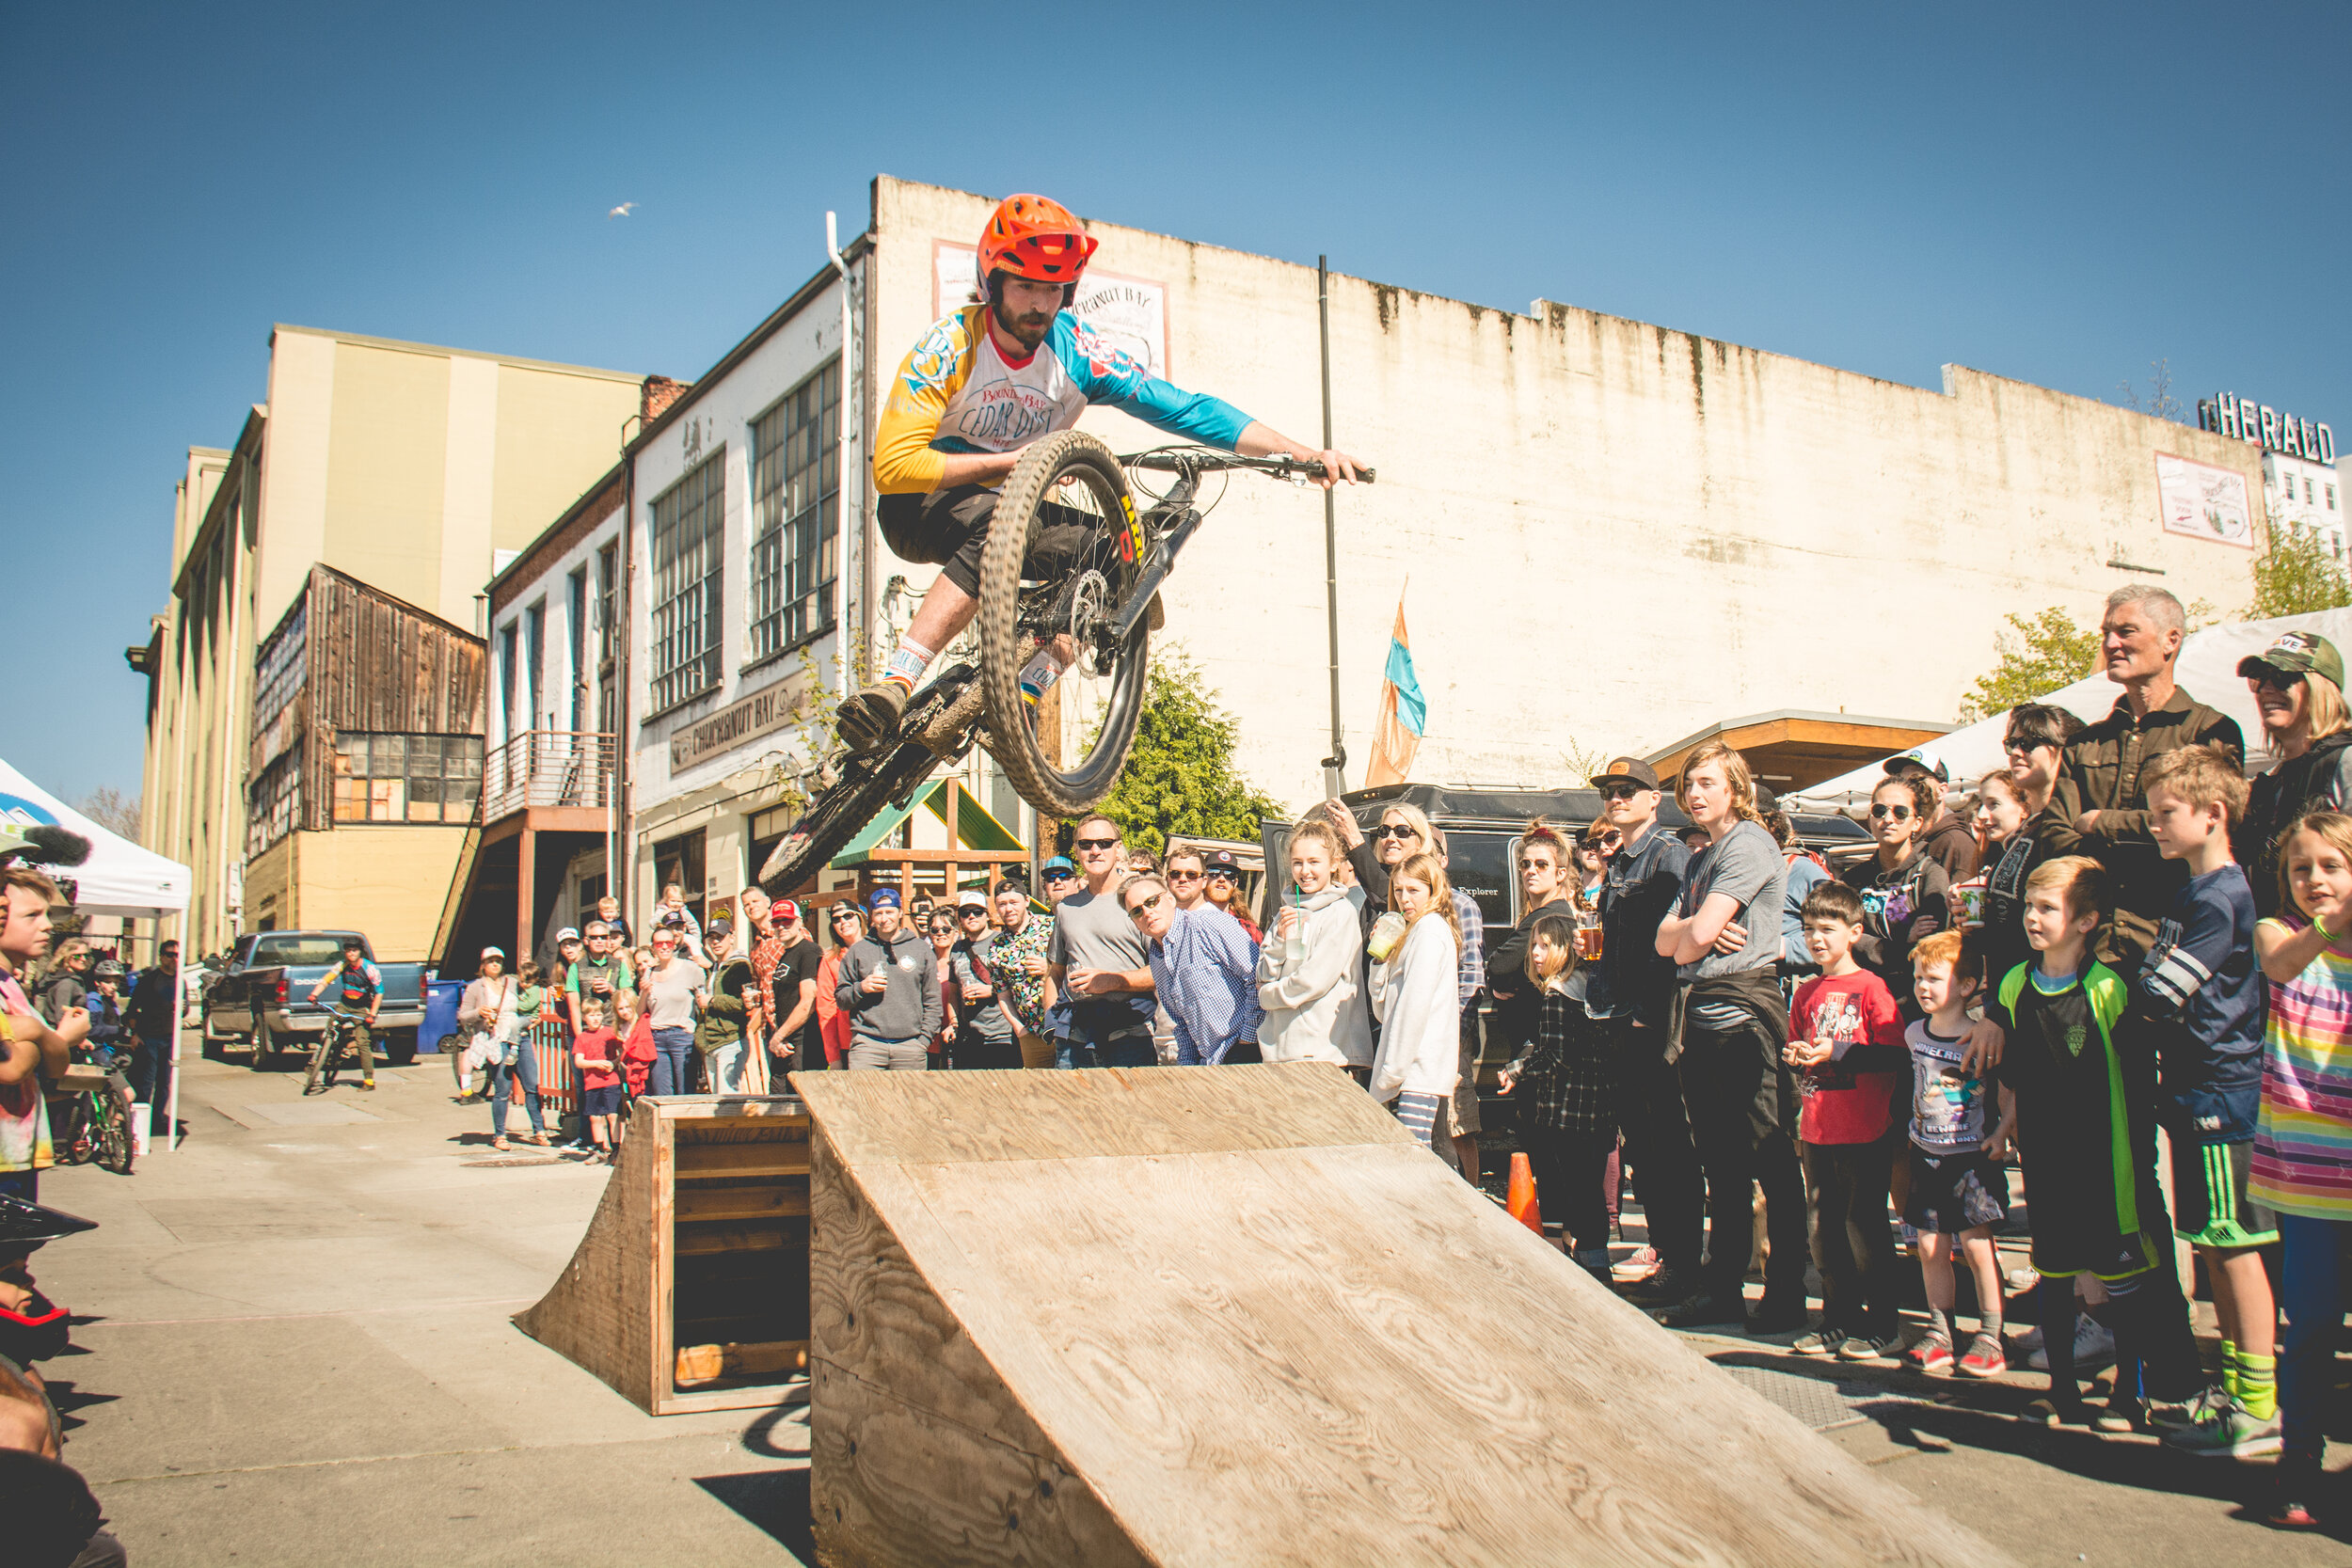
{"left": 1505, "top": 1151, "right": 1544, "bottom": 1235}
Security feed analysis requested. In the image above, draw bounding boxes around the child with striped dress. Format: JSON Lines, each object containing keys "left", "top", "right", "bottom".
{"left": 2249, "top": 812, "right": 2352, "bottom": 1528}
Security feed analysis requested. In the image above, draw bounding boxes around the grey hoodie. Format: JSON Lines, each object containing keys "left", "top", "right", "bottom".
{"left": 834, "top": 927, "right": 942, "bottom": 1045}
{"left": 1254, "top": 884, "right": 1374, "bottom": 1067}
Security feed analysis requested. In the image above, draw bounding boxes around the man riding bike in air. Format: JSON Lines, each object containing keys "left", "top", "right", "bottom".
{"left": 835, "top": 192, "right": 1367, "bottom": 750}
{"left": 303, "top": 938, "right": 380, "bottom": 1090}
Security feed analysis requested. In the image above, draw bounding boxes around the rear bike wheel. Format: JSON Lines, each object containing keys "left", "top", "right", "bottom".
{"left": 756, "top": 736, "right": 945, "bottom": 896}
{"left": 976, "top": 431, "right": 1151, "bottom": 818}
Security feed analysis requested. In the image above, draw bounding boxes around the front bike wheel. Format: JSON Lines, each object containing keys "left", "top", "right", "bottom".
{"left": 94, "top": 1091, "right": 135, "bottom": 1175}
{"left": 977, "top": 431, "right": 1151, "bottom": 818}
{"left": 305, "top": 1030, "right": 335, "bottom": 1095}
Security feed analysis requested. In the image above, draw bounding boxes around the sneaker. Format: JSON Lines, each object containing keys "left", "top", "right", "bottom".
{"left": 2267, "top": 1463, "right": 2322, "bottom": 1529}
{"left": 2025, "top": 1314, "right": 2115, "bottom": 1371}
{"left": 1790, "top": 1327, "right": 1850, "bottom": 1357}
{"left": 1652, "top": 1288, "right": 1744, "bottom": 1329}
{"left": 2143, "top": 1392, "right": 2208, "bottom": 1433}
{"left": 360, "top": 1079, "right": 377, "bottom": 1091}
{"left": 1955, "top": 1332, "right": 2007, "bottom": 1378}
{"left": 1839, "top": 1333, "right": 1900, "bottom": 1363}
{"left": 1612, "top": 1244, "right": 1662, "bottom": 1285}
{"left": 1903, "top": 1335, "right": 1955, "bottom": 1373}
{"left": 1616, "top": 1263, "right": 1686, "bottom": 1305}
{"left": 2025, "top": 1397, "right": 2087, "bottom": 1426}
{"left": 836, "top": 680, "right": 910, "bottom": 750}
{"left": 2164, "top": 1395, "right": 2283, "bottom": 1459}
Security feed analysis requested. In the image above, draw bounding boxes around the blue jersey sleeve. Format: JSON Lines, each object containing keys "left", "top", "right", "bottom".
{"left": 1053, "top": 319, "right": 1253, "bottom": 449}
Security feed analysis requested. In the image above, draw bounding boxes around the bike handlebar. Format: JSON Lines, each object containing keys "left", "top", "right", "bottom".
{"left": 1123, "top": 449, "right": 1375, "bottom": 484}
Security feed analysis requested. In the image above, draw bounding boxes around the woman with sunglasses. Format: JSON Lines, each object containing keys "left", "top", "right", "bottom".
{"left": 926, "top": 909, "right": 961, "bottom": 1067}
{"left": 814, "top": 903, "right": 864, "bottom": 1068}
{"left": 1323, "top": 799, "right": 1436, "bottom": 946}
{"left": 1839, "top": 772, "right": 1951, "bottom": 1017}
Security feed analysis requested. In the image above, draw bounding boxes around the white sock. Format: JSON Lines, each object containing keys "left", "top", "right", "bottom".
{"left": 1019, "top": 647, "right": 1072, "bottom": 705}
{"left": 883, "top": 636, "right": 936, "bottom": 689}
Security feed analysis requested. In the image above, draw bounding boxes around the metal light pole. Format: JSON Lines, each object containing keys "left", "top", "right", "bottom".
{"left": 1317, "top": 256, "right": 1346, "bottom": 800}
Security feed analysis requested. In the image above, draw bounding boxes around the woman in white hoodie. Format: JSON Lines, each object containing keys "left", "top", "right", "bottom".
{"left": 1256, "top": 818, "right": 1374, "bottom": 1073}
{"left": 1368, "top": 850, "right": 1464, "bottom": 1148}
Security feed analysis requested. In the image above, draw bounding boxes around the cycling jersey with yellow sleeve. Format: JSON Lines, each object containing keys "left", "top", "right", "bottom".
{"left": 873, "top": 307, "right": 1253, "bottom": 496}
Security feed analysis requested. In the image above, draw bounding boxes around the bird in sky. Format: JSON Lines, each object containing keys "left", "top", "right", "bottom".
{"left": 608, "top": 202, "right": 635, "bottom": 219}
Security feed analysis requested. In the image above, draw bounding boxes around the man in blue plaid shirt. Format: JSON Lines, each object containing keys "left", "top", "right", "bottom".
{"left": 1438, "top": 830, "right": 1486, "bottom": 1179}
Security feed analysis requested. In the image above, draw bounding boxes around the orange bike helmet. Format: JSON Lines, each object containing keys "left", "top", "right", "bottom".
{"left": 977, "top": 194, "right": 1099, "bottom": 297}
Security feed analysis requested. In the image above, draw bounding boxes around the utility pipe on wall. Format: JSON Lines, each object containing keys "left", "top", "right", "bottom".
{"left": 1317, "top": 256, "right": 1346, "bottom": 800}
{"left": 826, "top": 212, "right": 857, "bottom": 702}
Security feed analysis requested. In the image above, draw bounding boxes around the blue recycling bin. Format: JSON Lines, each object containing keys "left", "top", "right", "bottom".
{"left": 421, "top": 978, "right": 465, "bottom": 1054}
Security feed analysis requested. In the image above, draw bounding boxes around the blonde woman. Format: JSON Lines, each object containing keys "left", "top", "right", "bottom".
{"left": 1325, "top": 798, "right": 1435, "bottom": 944}
{"left": 1650, "top": 740, "right": 1806, "bottom": 1333}
{"left": 1366, "top": 849, "right": 1462, "bottom": 1150}
{"left": 2241, "top": 631, "right": 2352, "bottom": 917}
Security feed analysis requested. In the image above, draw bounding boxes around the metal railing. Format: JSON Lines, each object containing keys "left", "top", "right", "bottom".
{"left": 480, "top": 730, "right": 616, "bottom": 822}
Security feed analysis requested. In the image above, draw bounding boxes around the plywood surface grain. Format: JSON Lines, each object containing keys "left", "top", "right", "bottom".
{"left": 797, "top": 1069, "right": 2011, "bottom": 1568}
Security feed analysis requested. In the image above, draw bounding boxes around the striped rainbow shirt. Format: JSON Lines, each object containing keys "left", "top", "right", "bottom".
{"left": 2251, "top": 916, "right": 2352, "bottom": 1221}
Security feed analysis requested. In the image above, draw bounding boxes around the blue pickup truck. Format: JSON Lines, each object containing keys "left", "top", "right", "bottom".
{"left": 201, "top": 930, "right": 431, "bottom": 1069}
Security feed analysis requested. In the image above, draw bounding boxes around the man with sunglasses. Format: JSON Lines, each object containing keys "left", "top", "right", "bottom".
{"left": 1164, "top": 848, "right": 1209, "bottom": 911}
{"left": 1583, "top": 757, "right": 1706, "bottom": 1305}
{"left": 946, "top": 893, "right": 1021, "bottom": 1070}
{"left": 1046, "top": 816, "right": 1157, "bottom": 1068}
{"left": 985, "top": 879, "right": 1057, "bottom": 1069}
{"left": 1125, "top": 873, "right": 1262, "bottom": 1064}
{"left": 564, "top": 923, "right": 634, "bottom": 1036}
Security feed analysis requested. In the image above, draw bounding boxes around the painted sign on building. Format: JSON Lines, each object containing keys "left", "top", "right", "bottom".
{"left": 2198, "top": 393, "right": 2335, "bottom": 464}
{"left": 668, "top": 676, "right": 807, "bottom": 771}
{"left": 2154, "top": 451, "right": 2254, "bottom": 548}
{"left": 931, "top": 241, "right": 1171, "bottom": 379}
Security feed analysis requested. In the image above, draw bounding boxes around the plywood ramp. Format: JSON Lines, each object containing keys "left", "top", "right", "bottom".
{"left": 792, "top": 1063, "right": 2009, "bottom": 1568}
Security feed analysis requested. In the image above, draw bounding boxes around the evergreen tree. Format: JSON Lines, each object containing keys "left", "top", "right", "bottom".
{"left": 1087, "top": 652, "right": 1285, "bottom": 858}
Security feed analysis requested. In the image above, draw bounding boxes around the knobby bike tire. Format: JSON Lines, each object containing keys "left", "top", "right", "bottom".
{"left": 250, "top": 1010, "right": 272, "bottom": 1070}
{"left": 757, "top": 740, "right": 943, "bottom": 896}
{"left": 305, "top": 1029, "right": 334, "bottom": 1095}
{"left": 976, "top": 431, "right": 1150, "bottom": 818}
{"left": 95, "top": 1091, "right": 134, "bottom": 1175}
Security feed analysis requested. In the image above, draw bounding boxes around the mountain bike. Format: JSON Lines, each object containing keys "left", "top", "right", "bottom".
{"left": 757, "top": 434, "right": 1371, "bottom": 892}
{"left": 305, "top": 1005, "right": 369, "bottom": 1096}
{"left": 52, "top": 1056, "right": 135, "bottom": 1176}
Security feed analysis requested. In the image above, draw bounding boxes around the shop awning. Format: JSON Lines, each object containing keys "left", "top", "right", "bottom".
{"left": 830, "top": 780, "right": 1024, "bottom": 867}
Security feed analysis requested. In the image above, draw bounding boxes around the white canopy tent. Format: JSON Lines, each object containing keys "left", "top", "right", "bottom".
{"left": 1788, "top": 608, "right": 2352, "bottom": 816}
{"left": 0, "top": 754, "right": 194, "bottom": 1150}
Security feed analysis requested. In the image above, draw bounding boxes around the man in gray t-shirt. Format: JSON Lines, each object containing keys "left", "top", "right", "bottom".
{"left": 1045, "top": 815, "right": 1159, "bottom": 1068}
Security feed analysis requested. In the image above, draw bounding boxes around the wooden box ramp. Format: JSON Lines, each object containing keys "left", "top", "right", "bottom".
{"left": 515, "top": 1095, "right": 813, "bottom": 1416}
{"left": 792, "top": 1063, "right": 2010, "bottom": 1568}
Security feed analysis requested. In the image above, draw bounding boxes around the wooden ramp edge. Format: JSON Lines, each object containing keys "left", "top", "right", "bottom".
{"left": 791, "top": 1063, "right": 2012, "bottom": 1568}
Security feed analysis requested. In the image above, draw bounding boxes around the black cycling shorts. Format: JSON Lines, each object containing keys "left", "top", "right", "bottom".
{"left": 877, "top": 484, "right": 1099, "bottom": 600}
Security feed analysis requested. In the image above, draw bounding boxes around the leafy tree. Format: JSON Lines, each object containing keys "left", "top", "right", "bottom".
{"left": 1086, "top": 651, "right": 1286, "bottom": 858}
{"left": 1958, "top": 607, "right": 2101, "bottom": 723}
{"left": 2247, "top": 522, "right": 2352, "bottom": 621}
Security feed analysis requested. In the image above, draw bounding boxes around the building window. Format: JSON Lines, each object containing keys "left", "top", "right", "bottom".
{"left": 247, "top": 754, "right": 302, "bottom": 857}
{"left": 2307, "top": 478, "right": 2317, "bottom": 504}
{"left": 650, "top": 451, "right": 726, "bottom": 712}
{"left": 330, "top": 733, "right": 485, "bottom": 825}
{"left": 499, "top": 622, "right": 519, "bottom": 743}
{"left": 567, "top": 569, "right": 588, "bottom": 732}
{"left": 748, "top": 361, "right": 841, "bottom": 662}
{"left": 2329, "top": 484, "right": 2338, "bottom": 512}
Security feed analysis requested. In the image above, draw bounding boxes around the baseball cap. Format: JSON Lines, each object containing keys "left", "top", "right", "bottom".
{"left": 481, "top": 945, "right": 505, "bottom": 959}
{"left": 772, "top": 897, "right": 802, "bottom": 923}
{"left": 1596, "top": 757, "right": 1661, "bottom": 790}
{"left": 958, "top": 891, "right": 990, "bottom": 911}
{"left": 555, "top": 927, "right": 580, "bottom": 943}
{"left": 1205, "top": 848, "right": 1242, "bottom": 875}
{"left": 867, "top": 887, "right": 902, "bottom": 911}
{"left": 1883, "top": 750, "right": 1950, "bottom": 784}
{"left": 2238, "top": 629, "right": 2346, "bottom": 690}
{"left": 704, "top": 918, "right": 733, "bottom": 941}
{"left": 1041, "top": 855, "right": 1077, "bottom": 879}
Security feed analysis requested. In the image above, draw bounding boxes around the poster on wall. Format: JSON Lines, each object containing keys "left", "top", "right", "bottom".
{"left": 931, "top": 241, "right": 1171, "bottom": 380}
{"left": 2153, "top": 451, "right": 2253, "bottom": 548}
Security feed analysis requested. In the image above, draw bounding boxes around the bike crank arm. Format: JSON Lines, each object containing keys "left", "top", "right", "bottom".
{"left": 1106, "top": 507, "right": 1204, "bottom": 644}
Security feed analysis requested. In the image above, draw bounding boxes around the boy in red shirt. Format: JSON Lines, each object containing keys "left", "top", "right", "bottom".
{"left": 571, "top": 998, "right": 624, "bottom": 1164}
{"left": 1784, "top": 881, "right": 1908, "bottom": 1360}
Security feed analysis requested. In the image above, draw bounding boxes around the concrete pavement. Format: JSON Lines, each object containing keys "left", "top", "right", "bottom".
{"left": 27, "top": 1040, "right": 2347, "bottom": 1565}
{"left": 35, "top": 1038, "right": 812, "bottom": 1567}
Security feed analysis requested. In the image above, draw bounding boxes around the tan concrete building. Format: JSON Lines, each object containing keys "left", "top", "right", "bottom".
{"left": 135, "top": 325, "right": 658, "bottom": 958}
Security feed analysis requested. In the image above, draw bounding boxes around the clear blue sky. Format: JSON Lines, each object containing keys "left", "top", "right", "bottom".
{"left": 8, "top": 1, "right": 2346, "bottom": 807}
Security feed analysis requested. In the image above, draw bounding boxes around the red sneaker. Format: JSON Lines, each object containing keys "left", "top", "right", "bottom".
{"left": 1902, "top": 1335, "right": 1953, "bottom": 1373}
{"left": 1956, "top": 1332, "right": 2007, "bottom": 1378}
